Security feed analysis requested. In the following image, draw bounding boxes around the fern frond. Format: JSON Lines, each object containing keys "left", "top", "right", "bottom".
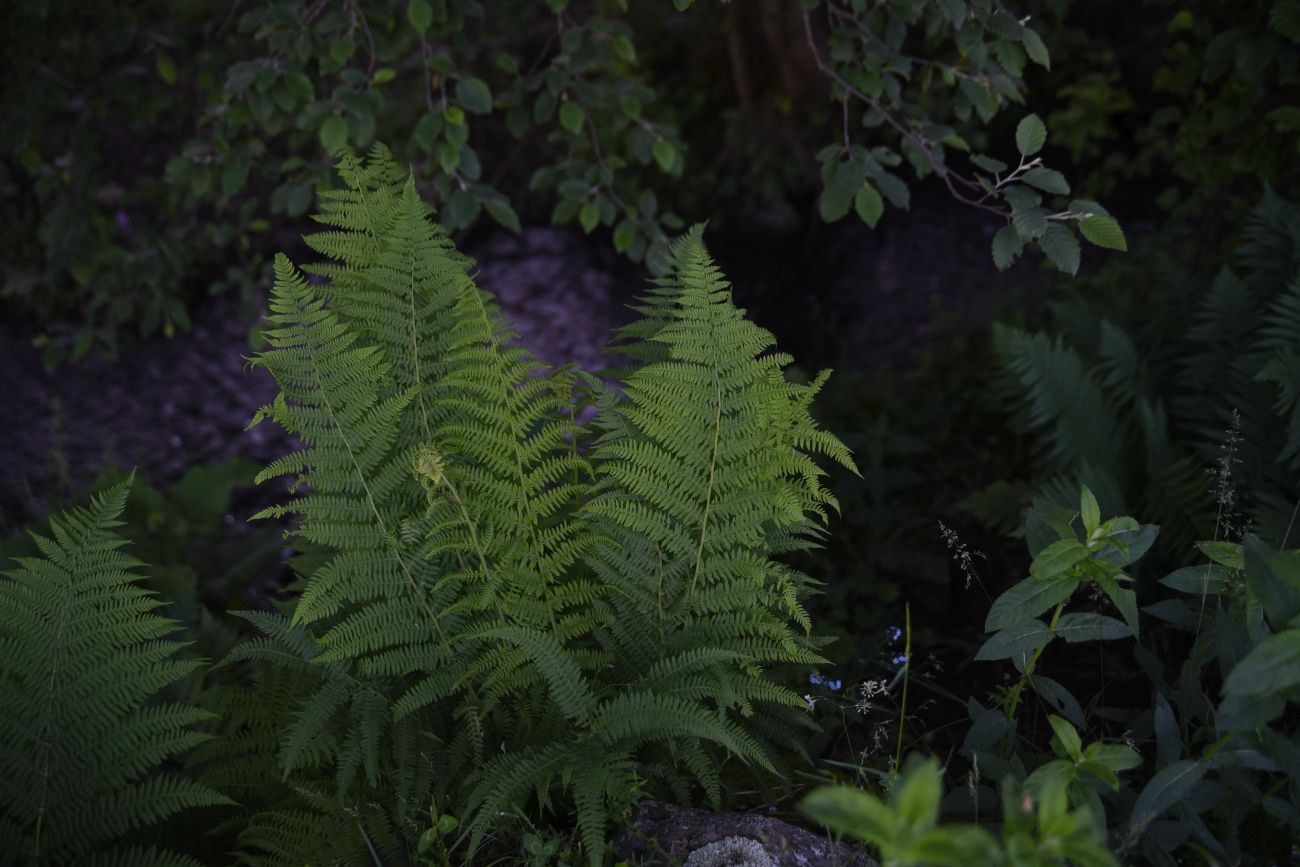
{"left": 0, "top": 480, "right": 231, "bottom": 865}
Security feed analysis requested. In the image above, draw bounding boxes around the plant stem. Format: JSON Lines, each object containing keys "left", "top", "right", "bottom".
{"left": 894, "top": 603, "right": 912, "bottom": 773}
{"left": 1005, "top": 600, "right": 1065, "bottom": 728}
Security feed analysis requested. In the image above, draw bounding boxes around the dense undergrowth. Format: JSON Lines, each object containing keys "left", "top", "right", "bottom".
{"left": 2, "top": 148, "right": 1299, "bottom": 865}
{"left": 5, "top": 2, "right": 1300, "bottom": 864}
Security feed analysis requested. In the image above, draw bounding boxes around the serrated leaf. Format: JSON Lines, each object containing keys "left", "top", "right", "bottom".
{"left": 1011, "top": 205, "right": 1049, "bottom": 242}
{"left": 935, "top": 0, "right": 966, "bottom": 28}
{"left": 319, "top": 116, "right": 348, "bottom": 153}
{"left": 559, "top": 101, "right": 585, "bottom": 134}
{"left": 408, "top": 0, "right": 433, "bottom": 33}
{"left": 613, "top": 220, "right": 636, "bottom": 252}
{"left": 612, "top": 35, "right": 637, "bottom": 63}
{"left": 971, "top": 154, "right": 1008, "bottom": 173}
{"left": 820, "top": 185, "right": 852, "bottom": 223}
{"left": 579, "top": 201, "right": 600, "bottom": 233}
{"left": 991, "top": 224, "right": 1024, "bottom": 270}
{"left": 652, "top": 138, "right": 675, "bottom": 172}
{"left": 1038, "top": 223, "right": 1080, "bottom": 274}
{"left": 1022, "top": 27, "right": 1050, "bottom": 68}
{"left": 1015, "top": 114, "right": 1047, "bottom": 156}
{"left": 1077, "top": 214, "right": 1127, "bottom": 251}
{"left": 484, "top": 198, "right": 520, "bottom": 233}
{"left": 456, "top": 77, "right": 493, "bottom": 114}
{"left": 1022, "top": 167, "right": 1070, "bottom": 195}
{"left": 1030, "top": 539, "right": 1090, "bottom": 579}
{"left": 854, "top": 184, "right": 884, "bottom": 227}
{"left": 156, "top": 53, "right": 177, "bottom": 85}
{"left": 438, "top": 143, "right": 460, "bottom": 174}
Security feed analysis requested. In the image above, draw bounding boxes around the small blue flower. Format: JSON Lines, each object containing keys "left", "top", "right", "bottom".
{"left": 809, "top": 674, "right": 823, "bottom": 685}
{"left": 892, "top": 653, "right": 909, "bottom": 666}
{"left": 828, "top": 679, "right": 842, "bottom": 692}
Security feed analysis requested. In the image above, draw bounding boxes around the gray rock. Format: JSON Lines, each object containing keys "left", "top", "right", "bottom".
{"left": 611, "top": 800, "right": 877, "bottom": 867}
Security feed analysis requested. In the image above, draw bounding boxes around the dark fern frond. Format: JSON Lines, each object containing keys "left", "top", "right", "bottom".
{"left": 0, "top": 479, "right": 231, "bottom": 866}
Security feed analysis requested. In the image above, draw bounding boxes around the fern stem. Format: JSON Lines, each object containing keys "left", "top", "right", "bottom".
{"left": 687, "top": 356, "right": 724, "bottom": 599}
{"left": 465, "top": 285, "right": 559, "bottom": 634}
{"left": 298, "top": 299, "right": 452, "bottom": 650}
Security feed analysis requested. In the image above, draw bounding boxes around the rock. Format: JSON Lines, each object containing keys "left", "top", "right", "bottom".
{"left": 611, "top": 800, "right": 877, "bottom": 867}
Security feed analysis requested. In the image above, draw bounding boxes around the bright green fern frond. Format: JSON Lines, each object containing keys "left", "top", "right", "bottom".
{"left": 0, "top": 480, "right": 231, "bottom": 866}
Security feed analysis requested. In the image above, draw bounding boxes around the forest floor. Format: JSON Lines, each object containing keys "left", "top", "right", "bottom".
{"left": 0, "top": 185, "right": 1038, "bottom": 533}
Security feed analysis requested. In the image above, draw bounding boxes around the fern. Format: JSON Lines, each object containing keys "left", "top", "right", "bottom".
{"left": 984, "top": 191, "right": 1300, "bottom": 557}
{"left": 231, "top": 151, "right": 857, "bottom": 865}
{"left": 0, "top": 479, "right": 231, "bottom": 866}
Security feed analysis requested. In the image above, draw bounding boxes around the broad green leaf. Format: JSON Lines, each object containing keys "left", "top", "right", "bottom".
{"left": 613, "top": 220, "right": 636, "bottom": 252}
{"left": 1128, "top": 761, "right": 1205, "bottom": 835}
{"left": 1011, "top": 205, "right": 1049, "bottom": 241}
{"left": 1242, "top": 534, "right": 1300, "bottom": 627}
{"left": 894, "top": 758, "right": 942, "bottom": 830}
{"left": 1077, "top": 214, "right": 1127, "bottom": 251}
{"left": 1054, "top": 612, "right": 1131, "bottom": 643}
{"left": 1094, "top": 572, "right": 1140, "bottom": 638}
{"left": 1015, "top": 114, "right": 1047, "bottom": 157}
{"left": 971, "top": 154, "right": 1008, "bottom": 174}
{"left": 935, "top": 0, "right": 966, "bottom": 28}
{"left": 319, "top": 115, "right": 348, "bottom": 153}
{"left": 1022, "top": 27, "right": 1050, "bottom": 69}
{"left": 559, "top": 101, "right": 585, "bottom": 134}
{"left": 1080, "top": 486, "right": 1101, "bottom": 537}
{"left": 1047, "top": 714, "right": 1082, "bottom": 760}
{"left": 854, "top": 184, "right": 884, "bottom": 227}
{"left": 652, "top": 138, "right": 676, "bottom": 172}
{"left": 1160, "top": 564, "right": 1232, "bottom": 595}
{"left": 975, "top": 621, "right": 1052, "bottom": 661}
{"left": 1030, "top": 539, "right": 1090, "bottom": 579}
{"left": 408, "top": 0, "right": 433, "bottom": 33}
{"left": 612, "top": 35, "right": 637, "bottom": 63}
{"left": 986, "top": 574, "right": 1079, "bottom": 631}
{"left": 819, "top": 185, "right": 852, "bottom": 223}
{"left": 579, "top": 201, "right": 600, "bottom": 233}
{"left": 1095, "top": 523, "right": 1159, "bottom": 566}
{"left": 438, "top": 143, "right": 460, "bottom": 174}
{"left": 904, "top": 826, "right": 1002, "bottom": 865}
{"left": 1223, "top": 631, "right": 1300, "bottom": 698}
{"left": 800, "top": 786, "right": 893, "bottom": 845}
{"left": 156, "top": 53, "right": 177, "bottom": 85}
{"left": 1039, "top": 223, "right": 1080, "bottom": 275}
{"left": 372, "top": 68, "right": 397, "bottom": 85}
{"left": 1153, "top": 692, "right": 1180, "bottom": 766}
{"left": 1082, "top": 742, "right": 1142, "bottom": 772}
{"left": 1024, "top": 759, "right": 1076, "bottom": 794}
{"left": 1028, "top": 674, "right": 1084, "bottom": 727}
{"left": 992, "top": 224, "right": 1024, "bottom": 270}
{"left": 1197, "top": 540, "right": 1243, "bottom": 570}
{"left": 1022, "top": 167, "right": 1070, "bottom": 195}
{"left": 484, "top": 198, "right": 520, "bottom": 233}
{"left": 456, "top": 77, "right": 493, "bottom": 114}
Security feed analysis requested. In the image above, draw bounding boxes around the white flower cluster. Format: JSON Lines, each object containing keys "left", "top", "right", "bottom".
{"left": 854, "top": 679, "right": 889, "bottom": 715}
